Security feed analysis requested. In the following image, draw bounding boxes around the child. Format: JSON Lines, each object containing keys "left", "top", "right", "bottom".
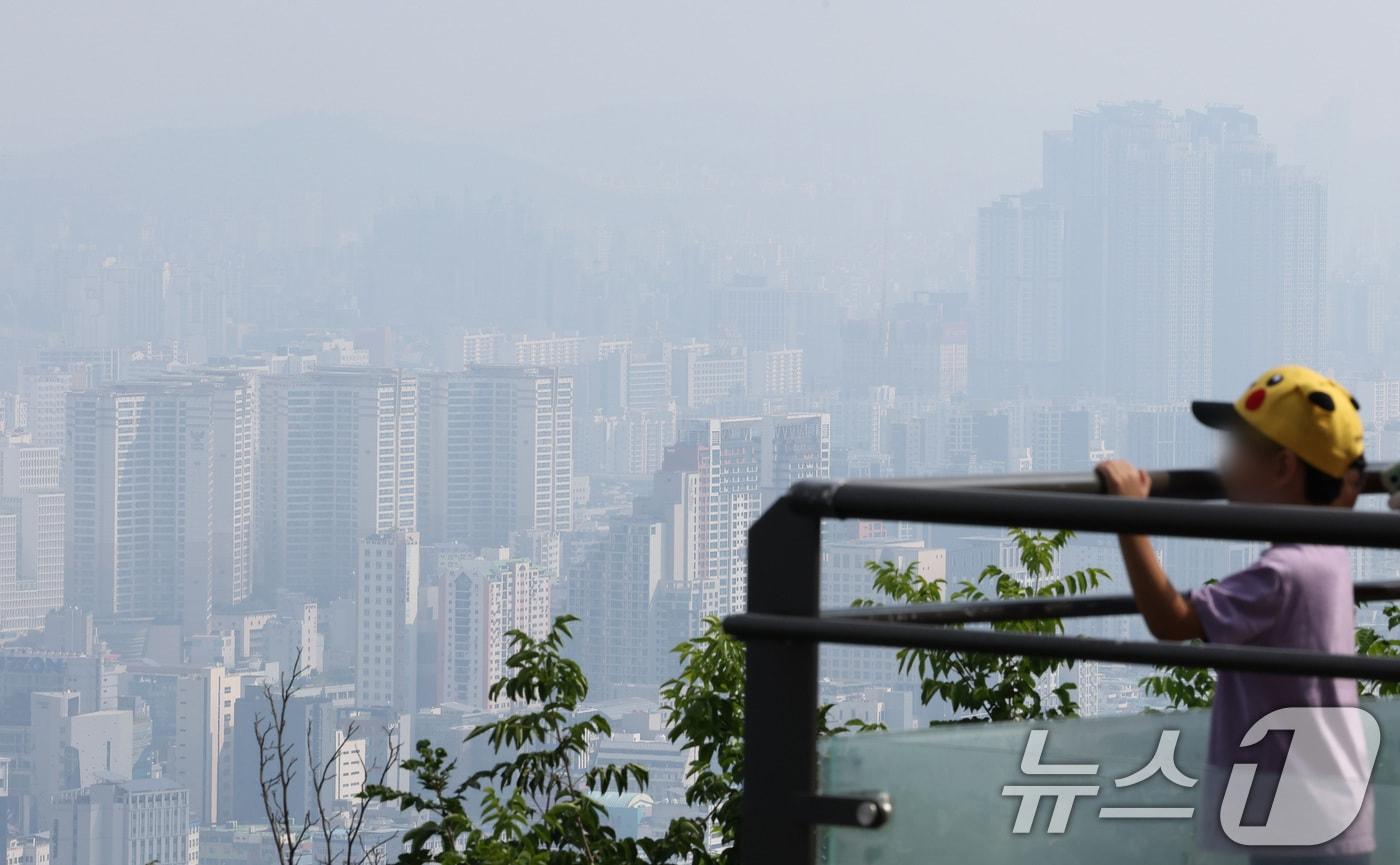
{"left": 1096, "top": 365, "right": 1372, "bottom": 864}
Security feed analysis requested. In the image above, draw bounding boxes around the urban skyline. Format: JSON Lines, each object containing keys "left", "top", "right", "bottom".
{"left": 3, "top": 8, "right": 1400, "bottom": 855}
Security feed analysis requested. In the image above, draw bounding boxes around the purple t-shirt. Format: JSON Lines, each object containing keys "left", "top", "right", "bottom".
{"left": 1189, "top": 543, "right": 1374, "bottom": 855}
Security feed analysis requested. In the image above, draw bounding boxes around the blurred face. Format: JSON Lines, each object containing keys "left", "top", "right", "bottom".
{"left": 1335, "top": 464, "right": 1365, "bottom": 509}
{"left": 1219, "top": 428, "right": 1301, "bottom": 504}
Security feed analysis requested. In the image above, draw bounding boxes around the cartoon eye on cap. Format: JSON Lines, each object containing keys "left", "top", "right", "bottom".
{"left": 1267, "top": 373, "right": 1283, "bottom": 386}
{"left": 1308, "top": 391, "right": 1336, "bottom": 411}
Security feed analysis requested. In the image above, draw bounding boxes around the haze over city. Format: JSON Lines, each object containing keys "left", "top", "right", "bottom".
{"left": 2, "top": 3, "right": 1400, "bottom": 864}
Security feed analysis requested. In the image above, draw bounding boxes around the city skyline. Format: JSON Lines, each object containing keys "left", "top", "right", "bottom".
{"left": 3, "top": 7, "right": 1400, "bottom": 854}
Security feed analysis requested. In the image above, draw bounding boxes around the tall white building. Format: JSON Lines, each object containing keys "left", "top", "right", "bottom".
{"left": 418, "top": 367, "right": 571, "bottom": 548}
{"left": 52, "top": 779, "right": 195, "bottom": 865}
{"left": 202, "top": 373, "right": 256, "bottom": 608}
{"left": 645, "top": 418, "right": 762, "bottom": 625}
{"left": 258, "top": 369, "right": 417, "bottom": 600}
{"left": 169, "top": 664, "right": 243, "bottom": 825}
{"left": 16, "top": 366, "right": 75, "bottom": 455}
{"left": 438, "top": 551, "right": 551, "bottom": 711}
{"left": 641, "top": 414, "right": 830, "bottom": 643}
{"left": 65, "top": 383, "right": 216, "bottom": 636}
{"left": 0, "top": 432, "right": 65, "bottom": 638}
{"left": 356, "top": 530, "right": 420, "bottom": 711}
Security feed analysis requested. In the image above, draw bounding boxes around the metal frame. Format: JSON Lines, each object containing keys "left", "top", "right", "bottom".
{"left": 724, "top": 467, "right": 1400, "bottom": 865}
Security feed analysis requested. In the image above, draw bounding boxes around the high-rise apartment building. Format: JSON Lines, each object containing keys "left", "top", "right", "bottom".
{"left": 258, "top": 368, "right": 417, "bottom": 600}
{"left": 438, "top": 551, "right": 551, "bottom": 711}
{"left": 34, "top": 348, "right": 121, "bottom": 387}
{"left": 418, "top": 367, "right": 572, "bottom": 548}
{"left": 1121, "top": 405, "right": 1216, "bottom": 468}
{"left": 974, "top": 193, "right": 1064, "bottom": 392}
{"left": 711, "top": 276, "right": 791, "bottom": 347}
{"left": 638, "top": 414, "right": 831, "bottom": 648}
{"left": 647, "top": 418, "right": 762, "bottom": 624}
{"left": 746, "top": 348, "right": 804, "bottom": 397}
{"left": 760, "top": 413, "right": 832, "bottom": 495}
{"left": 625, "top": 359, "right": 672, "bottom": 412}
{"left": 1049, "top": 103, "right": 1217, "bottom": 401}
{"left": 977, "top": 103, "right": 1327, "bottom": 401}
{"left": 60, "top": 258, "right": 165, "bottom": 350}
{"left": 0, "top": 390, "right": 26, "bottom": 433}
{"left": 576, "top": 408, "right": 676, "bottom": 480}
{"left": 671, "top": 347, "right": 747, "bottom": 409}
{"left": 16, "top": 366, "right": 76, "bottom": 454}
{"left": 65, "top": 383, "right": 217, "bottom": 636}
{"left": 820, "top": 540, "right": 945, "bottom": 686}
{"left": 356, "top": 530, "right": 420, "bottom": 711}
{"left": 205, "top": 373, "right": 256, "bottom": 607}
{"left": 161, "top": 262, "right": 232, "bottom": 364}
{"left": 0, "top": 432, "right": 65, "bottom": 638}
{"left": 1030, "top": 408, "right": 1095, "bottom": 473}
{"left": 567, "top": 516, "right": 666, "bottom": 695}
{"left": 440, "top": 328, "right": 507, "bottom": 370}
{"left": 512, "top": 334, "right": 586, "bottom": 367}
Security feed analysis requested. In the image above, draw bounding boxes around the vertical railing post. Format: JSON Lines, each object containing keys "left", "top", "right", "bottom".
{"left": 741, "top": 494, "right": 822, "bottom": 865}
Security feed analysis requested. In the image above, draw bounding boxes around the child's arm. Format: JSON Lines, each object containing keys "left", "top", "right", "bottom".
{"left": 1095, "top": 460, "right": 1204, "bottom": 641}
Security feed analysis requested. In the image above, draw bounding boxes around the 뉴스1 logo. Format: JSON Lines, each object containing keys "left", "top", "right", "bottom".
{"left": 1219, "top": 707, "right": 1379, "bottom": 847}
{"left": 1002, "top": 706, "right": 1379, "bottom": 847}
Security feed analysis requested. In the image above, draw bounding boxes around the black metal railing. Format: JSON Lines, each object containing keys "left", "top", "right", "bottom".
{"left": 722, "top": 466, "right": 1400, "bottom": 865}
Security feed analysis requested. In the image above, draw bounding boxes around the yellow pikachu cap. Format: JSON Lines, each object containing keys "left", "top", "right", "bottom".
{"left": 1191, "top": 365, "right": 1364, "bottom": 479}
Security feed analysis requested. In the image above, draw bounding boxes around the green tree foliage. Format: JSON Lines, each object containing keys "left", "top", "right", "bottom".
{"left": 363, "top": 615, "right": 675, "bottom": 864}
{"left": 365, "top": 614, "right": 874, "bottom": 864}
{"left": 856, "top": 528, "right": 1110, "bottom": 721}
{"left": 1139, "top": 659, "right": 1216, "bottom": 710}
{"left": 657, "top": 616, "right": 881, "bottom": 862}
{"left": 656, "top": 618, "right": 742, "bottom": 858}
{"left": 1357, "top": 602, "right": 1400, "bottom": 698}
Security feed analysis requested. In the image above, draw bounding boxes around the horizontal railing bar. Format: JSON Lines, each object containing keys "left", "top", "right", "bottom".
{"left": 787, "top": 482, "right": 1400, "bottom": 548}
{"left": 824, "top": 580, "right": 1400, "bottom": 625}
{"left": 869, "top": 469, "right": 1214, "bottom": 498}
{"left": 723, "top": 613, "right": 1400, "bottom": 681}
{"left": 823, "top": 467, "right": 1392, "bottom": 499}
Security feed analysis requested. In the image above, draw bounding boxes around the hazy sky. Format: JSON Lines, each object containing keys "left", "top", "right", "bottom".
{"left": 4, "top": 1, "right": 1399, "bottom": 240}
{"left": 2, "top": 2, "right": 1393, "bottom": 143}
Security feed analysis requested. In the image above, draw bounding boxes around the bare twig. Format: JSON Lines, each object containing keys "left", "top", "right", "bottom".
{"left": 254, "top": 648, "right": 311, "bottom": 865}
{"left": 257, "top": 644, "right": 401, "bottom": 865}
{"left": 345, "top": 725, "right": 401, "bottom": 865}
